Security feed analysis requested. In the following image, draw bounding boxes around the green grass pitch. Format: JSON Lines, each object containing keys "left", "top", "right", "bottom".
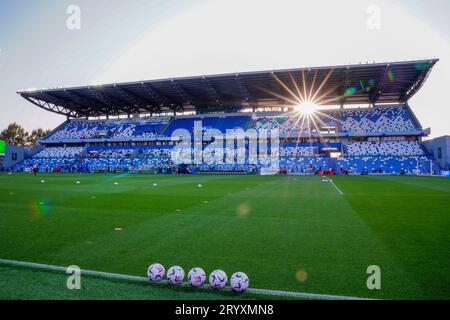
{"left": 0, "top": 173, "right": 449, "bottom": 300}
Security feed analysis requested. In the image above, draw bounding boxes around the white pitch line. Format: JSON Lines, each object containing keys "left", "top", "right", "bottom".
{"left": 325, "top": 177, "right": 344, "bottom": 195}
{"left": 0, "top": 258, "right": 372, "bottom": 300}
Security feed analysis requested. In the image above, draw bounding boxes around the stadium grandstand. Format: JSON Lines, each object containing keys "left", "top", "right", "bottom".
{"left": 13, "top": 59, "right": 440, "bottom": 175}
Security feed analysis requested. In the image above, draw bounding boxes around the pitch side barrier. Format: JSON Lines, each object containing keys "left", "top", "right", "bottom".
{"left": 196, "top": 171, "right": 249, "bottom": 175}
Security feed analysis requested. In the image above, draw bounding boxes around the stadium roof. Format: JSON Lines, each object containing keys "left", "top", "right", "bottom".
{"left": 18, "top": 59, "right": 438, "bottom": 118}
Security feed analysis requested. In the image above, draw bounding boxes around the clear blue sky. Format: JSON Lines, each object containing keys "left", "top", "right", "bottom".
{"left": 0, "top": 0, "right": 448, "bottom": 137}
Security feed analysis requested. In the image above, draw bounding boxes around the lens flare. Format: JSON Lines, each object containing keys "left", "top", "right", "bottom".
{"left": 236, "top": 202, "right": 251, "bottom": 216}
{"left": 29, "top": 199, "right": 50, "bottom": 217}
{"left": 345, "top": 87, "right": 357, "bottom": 95}
{"left": 294, "top": 101, "right": 316, "bottom": 116}
{"left": 256, "top": 69, "right": 345, "bottom": 157}
{"left": 295, "top": 269, "right": 308, "bottom": 282}
{"left": 388, "top": 69, "right": 395, "bottom": 81}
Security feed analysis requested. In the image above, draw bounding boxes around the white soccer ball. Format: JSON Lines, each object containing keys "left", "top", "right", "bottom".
{"left": 153, "top": 183, "right": 158, "bottom": 187}
{"left": 147, "top": 263, "right": 165, "bottom": 282}
{"left": 76, "top": 181, "right": 80, "bottom": 185}
{"left": 209, "top": 270, "right": 228, "bottom": 289}
{"left": 230, "top": 272, "right": 249, "bottom": 292}
{"left": 40, "top": 180, "right": 45, "bottom": 183}
{"left": 188, "top": 267, "right": 206, "bottom": 287}
{"left": 114, "top": 182, "right": 119, "bottom": 185}
{"left": 198, "top": 184, "right": 203, "bottom": 188}
{"left": 167, "top": 266, "right": 185, "bottom": 285}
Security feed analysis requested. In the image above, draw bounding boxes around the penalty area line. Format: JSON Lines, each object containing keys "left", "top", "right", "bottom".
{"left": 325, "top": 177, "right": 344, "bottom": 195}
{"left": 0, "top": 258, "right": 370, "bottom": 300}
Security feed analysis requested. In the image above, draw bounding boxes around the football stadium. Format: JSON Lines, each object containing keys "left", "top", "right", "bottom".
{"left": 1, "top": 59, "right": 449, "bottom": 301}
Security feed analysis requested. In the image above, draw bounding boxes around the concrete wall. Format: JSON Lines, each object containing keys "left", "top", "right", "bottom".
{"left": 1, "top": 146, "right": 42, "bottom": 169}
{"left": 423, "top": 136, "right": 450, "bottom": 170}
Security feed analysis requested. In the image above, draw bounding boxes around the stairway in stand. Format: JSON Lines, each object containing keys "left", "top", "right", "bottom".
{"left": 328, "top": 157, "right": 339, "bottom": 171}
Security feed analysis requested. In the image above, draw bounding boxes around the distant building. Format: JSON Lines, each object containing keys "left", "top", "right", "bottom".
{"left": 423, "top": 136, "right": 450, "bottom": 170}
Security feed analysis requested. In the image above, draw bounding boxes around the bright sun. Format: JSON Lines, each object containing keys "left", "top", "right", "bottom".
{"left": 295, "top": 101, "right": 317, "bottom": 115}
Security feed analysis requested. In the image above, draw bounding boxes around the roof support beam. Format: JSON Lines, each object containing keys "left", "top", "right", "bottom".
{"left": 89, "top": 88, "right": 131, "bottom": 115}
{"left": 40, "top": 93, "right": 83, "bottom": 117}
{"left": 401, "top": 62, "right": 434, "bottom": 102}
{"left": 369, "top": 64, "right": 389, "bottom": 105}
{"left": 118, "top": 86, "right": 159, "bottom": 114}
{"left": 40, "top": 92, "right": 78, "bottom": 113}
{"left": 90, "top": 88, "right": 115, "bottom": 107}
{"left": 64, "top": 90, "right": 92, "bottom": 106}
{"left": 63, "top": 90, "right": 99, "bottom": 116}
{"left": 339, "top": 68, "right": 351, "bottom": 107}
{"left": 141, "top": 82, "right": 174, "bottom": 109}
{"left": 267, "top": 72, "right": 285, "bottom": 102}
{"left": 170, "top": 80, "right": 193, "bottom": 105}
{"left": 235, "top": 75, "right": 256, "bottom": 106}
{"left": 20, "top": 95, "right": 78, "bottom": 117}
{"left": 201, "top": 76, "right": 222, "bottom": 104}
{"left": 113, "top": 85, "right": 149, "bottom": 113}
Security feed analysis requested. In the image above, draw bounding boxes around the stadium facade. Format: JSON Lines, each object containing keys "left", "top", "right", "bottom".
{"left": 11, "top": 59, "right": 446, "bottom": 175}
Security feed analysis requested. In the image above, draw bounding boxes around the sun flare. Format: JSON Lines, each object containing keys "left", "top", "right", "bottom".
{"left": 295, "top": 101, "right": 317, "bottom": 116}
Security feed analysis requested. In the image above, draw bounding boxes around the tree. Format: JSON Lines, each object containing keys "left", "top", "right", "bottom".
{"left": 0, "top": 123, "right": 51, "bottom": 147}
{"left": 0, "top": 123, "right": 28, "bottom": 146}
{"left": 27, "top": 128, "right": 51, "bottom": 146}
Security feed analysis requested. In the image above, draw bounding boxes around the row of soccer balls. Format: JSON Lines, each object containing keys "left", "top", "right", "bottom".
{"left": 147, "top": 263, "right": 249, "bottom": 292}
